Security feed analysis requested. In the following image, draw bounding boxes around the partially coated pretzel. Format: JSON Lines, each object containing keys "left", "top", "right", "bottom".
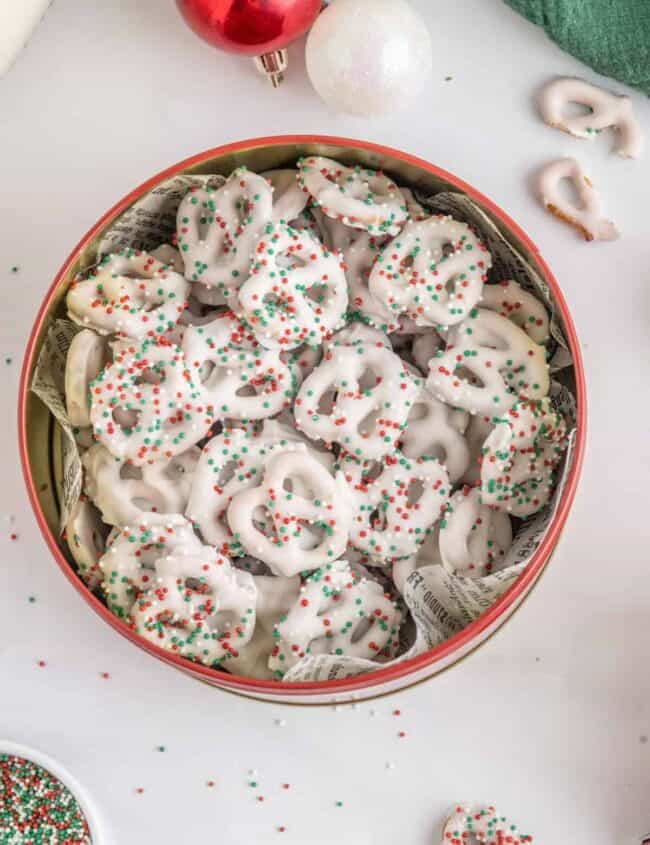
{"left": 131, "top": 546, "right": 257, "bottom": 667}
{"left": 176, "top": 167, "right": 273, "bottom": 302}
{"left": 480, "top": 279, "right": 549, "bottom": 344}
{"left": 226, "top": 445, "right": 352, "bottom": 576}
{"left": 369, "top": 215, "right": 492, "bottom": 327}
{"left": 268, "top": 559, "right": 403, "bottom": 675}
{"left": 427, "top": 308, "right": 550, "bottom": 416}
{"left": 98, "top": 514, "right": 203, "bottom": 618}
{"left": 65, "top": 329, "right": 110, "bottom": 427}
{"left": 339, "top": 451, "right": 450, "bottom": 561}
{"left": 83, "top": 443, "right": 199, "bottom": 527}
{"left": 298, "top": 156, "right": 408, "bottom": 236}
{"left": 89, "top": 336, "right": 215, "bottom": 465}
{"left": 238, "top": 223, "right": 348, "bottom": 350}
{"left": 263, "top": 169, "right": 309, "bottom": 224}
{"left": 538, "top": 76, "right": 643, "bottom": 159}
{"left": 294, "top": 339, "right": 419, "bottom": 460}
{"left": 66, "top": 250, "right": 189, "bottom": 339}
{"left": 439, "top": 487, "right": 512, "bottom": 578}
{"left": 399, "top": 387, "right": 470, "bottom": 483}
{"left": 480, "top": 397, "right": 567, "bottom": 517}
{"left": 538, "top": 158, "right": 619, "bottom": 242}
{"left": 182, "top": 312, "right": 294, "bottom": 419}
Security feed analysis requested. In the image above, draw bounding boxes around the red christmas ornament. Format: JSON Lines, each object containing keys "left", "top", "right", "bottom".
{"left": 176, "top": 0, "right": 323, "bottom": 87}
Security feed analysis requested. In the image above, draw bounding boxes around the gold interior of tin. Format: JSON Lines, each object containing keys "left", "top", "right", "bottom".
{"left": 23, "top": 141, "right": 577, "bottom": 560}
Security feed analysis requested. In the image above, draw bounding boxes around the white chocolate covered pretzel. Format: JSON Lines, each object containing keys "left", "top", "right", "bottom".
{"left": 427, "top": 308, "right": 550, "bottom": 416}
{"left": 268, "top": 559, "right": 403, "bottom": 675}
{"left": 263, "top": 169, "right": 309, "bottom": 224}
{"left": 83, "top": 443, "right": 199, "bottom": 527}
{"left": 369, "top": 215, "right": 492, "bottom": 328}
{"left": 298, "top": 156, "right": 408, "bottom": 236}
{"left": 294, "top": 340, "right": 418, "bottom": 460}
{"left": 238, "top": 222, "right": 348, "bottom": 350}
{"left": 65, "top": 498, "right": 110, "bottom": 589}
{"left": 182, "top": 312, "right": 294, "bottom": 419}
{"left": 461, "top": 413, "right": 496, "bottom": 486}
{"left": 186, "top": 423, "right": 330, "bottom": 554}
{"left": 538, "top": 158, "right": 619, "bottom": 242}
{"left": 227, "top": 445, "right": 352, "bottom": 576}
{"left": 150, "top": 244, "right": 184, "bottom": 273}
{"left": 131, "top": 547, "right": 257, "bottom": 666}
{"left": 480, "top": 280, "right": 549, "bottom": 344}
{"left": 344, "top": 230, "right": 398, "bottom": 332}
{"left": 441, "top": 804, "right": 533, "bottom": 845}
{"left": 98, "top": 514, "right": 203, "bottom": 618}
{"left": 480, "top": 397, "right": 567, "bottom": 517}
{"left": 439, "top": 487, "right": 512, "bottom": 578}
{"left": 227, "top": 574, "right": 301, "bottom": 679}
{"left": 340, "top": 451, "right": 450, "bottom": 561}
{"left": 176, "top": 167, "right": 273, "bottom": 302}
{"left": 400, "top": 387, "right": 469, "bottom": 482}
{"left": 66, "top": 250, "right": 189, "bottom": 339}
{"left": 65, "top": 329, "right": 110, "bottom": 427}
{"left": 89, "top": 336, "right": 214, "bottom": 465}
{"left": 538, "top": 76, "right": 643, "bottom": 159}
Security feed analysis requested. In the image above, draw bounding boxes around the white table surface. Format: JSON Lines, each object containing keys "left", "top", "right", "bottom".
{"left": 1, "top": 1, "right": 649, "bottom": 842}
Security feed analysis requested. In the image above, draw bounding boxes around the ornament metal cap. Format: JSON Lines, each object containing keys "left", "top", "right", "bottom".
{"left": 254, "top": 49, "right": 288, "bottom": 87}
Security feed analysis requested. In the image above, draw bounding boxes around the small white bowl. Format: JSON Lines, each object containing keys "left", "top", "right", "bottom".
{"left": 0, "top": 740, "right": 105, "bottom": 844}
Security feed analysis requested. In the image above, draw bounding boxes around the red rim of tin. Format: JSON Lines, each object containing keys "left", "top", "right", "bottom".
{"left": 18, "top": 135, "right": 587, "bottom": 697}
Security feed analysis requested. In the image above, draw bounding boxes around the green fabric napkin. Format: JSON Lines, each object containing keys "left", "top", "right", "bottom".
{"left": 505, "top": 0, "right": 650, "bottom": 95}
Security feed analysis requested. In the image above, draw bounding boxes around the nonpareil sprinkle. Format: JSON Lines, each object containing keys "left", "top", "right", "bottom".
{"left": 0, "top": 754, "right": 91, "bottom": 844}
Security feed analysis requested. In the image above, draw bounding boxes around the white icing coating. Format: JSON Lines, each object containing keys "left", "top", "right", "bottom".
{"left": 480, "top": 279, "right": 549, "bottom": 344}
{"left": 369, "top": 215, "right": 492, "bottom": 327}
{"left": 65, "top": 498, "right": 109, "bottom": 589}
{"left": 439, "top": 487, "right": 512, "bottom": 578}
{"left": 98, "top": 514, "right": 203, "bottom": 618}
{"left": 294, "top": 340, "right": 419, "bottom": 460}
{"left": 298, "top": 156, "right": 408, "bottom": 235}
{"left": 441, "top": 804, "right": 532, "bottom": 844}
{"left": 400, "top": 387, "right": 470, "bottom": 482}
{"left": 538, "top": 76, "right": 643, "bottom": 159}
{"left": 176, "top": 167, "right": 273, "bottom": 301}
{"left": 66, "top": 250, "right": 189, "bottom": 339}
{"left": 480, "top": 397, "right": 567, "bottom": 517}
{"left": 182, "top": 312, "right": 293, "bottom": 419}
{"left": 237, "top": 222, "right": 348, "bottom": 351}
{"left": 65, "top": 329, "right": 109, "bottom": 427}
{"left": 262, "top": 169, "right": 309, "bottom": 224}
{"left": 150, "top": 243, "right": 184, "bottom": 273}
{"left": 392, "top": 526, "right": 443, "bottom": 594}
{"left": 427, "top": 308, "right": 550, "bottom": 416}
{"left": 411, "top": 329, "right": 442, "bottom": 372}
{"left": 226, "top": 445, "right": 352, "bottom": 576}
{"left": 268, "top": 559, "right": 403, "bottom": 675}
{"left": 83, "top": 442, "right": 199, "bottom": 527}
{"left": 227, "top": 573, "right": 301, "bottom": 680}
{"left": 538, "top": 158, "right": 619, "bottom": 242}
{"left": 343, "top": 230, "right": 398, "bottom": 332}
{"left": 131, "top": 547, "right": 257, "bottom": 666}
{"left": 89, "top": 336, "right": 213, "bottom": 466}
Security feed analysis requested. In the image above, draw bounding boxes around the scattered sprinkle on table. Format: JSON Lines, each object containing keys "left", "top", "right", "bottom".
{"left": 28, "top": 595, "right": 36, "bottom": 604}
{"left": 277, "top": 825, "right": 286, "bottom": 833}
{"left": 398, "top": 731, "right": 407, "bottom": 738}
{"left": 9, "top": 533, "right": 18, "bottom": 541}
{"left": 5, "top": 357, "right": 12, "bottom": 365}
{"left": 206, "top": 780, "right": 216, "bottom": 788}
{"left": 10, "top": 266, "right": 19, "bottom": 273}
{"left": 156, "top": 746, "right": 166, "bottom": 752}
{"left": 135, "top": 787, "right": 144, "bottom": 795}
{"left": 335, "top": 800, "right": 343, "bottom": 807}
{"left": 282, "top": 783, "right": 290, "bottom": 790}
{"left": 257, "top": 796, "right": 265, "bottom": 803}
{"left": 99, "top": 672, "right": 110, "bottom": 679}
{"left": 36, "top": 660, "right": 46, "bottom": 668}
{"left": 393, "top": 709, "right": 401, "bottom": 716}
{"left": 0, "top": 754, "right": 91, "bottom": 844}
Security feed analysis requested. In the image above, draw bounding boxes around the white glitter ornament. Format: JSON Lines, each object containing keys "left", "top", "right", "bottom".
{"left": 305, "top": 0, "right": 432, "bottom": 117}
